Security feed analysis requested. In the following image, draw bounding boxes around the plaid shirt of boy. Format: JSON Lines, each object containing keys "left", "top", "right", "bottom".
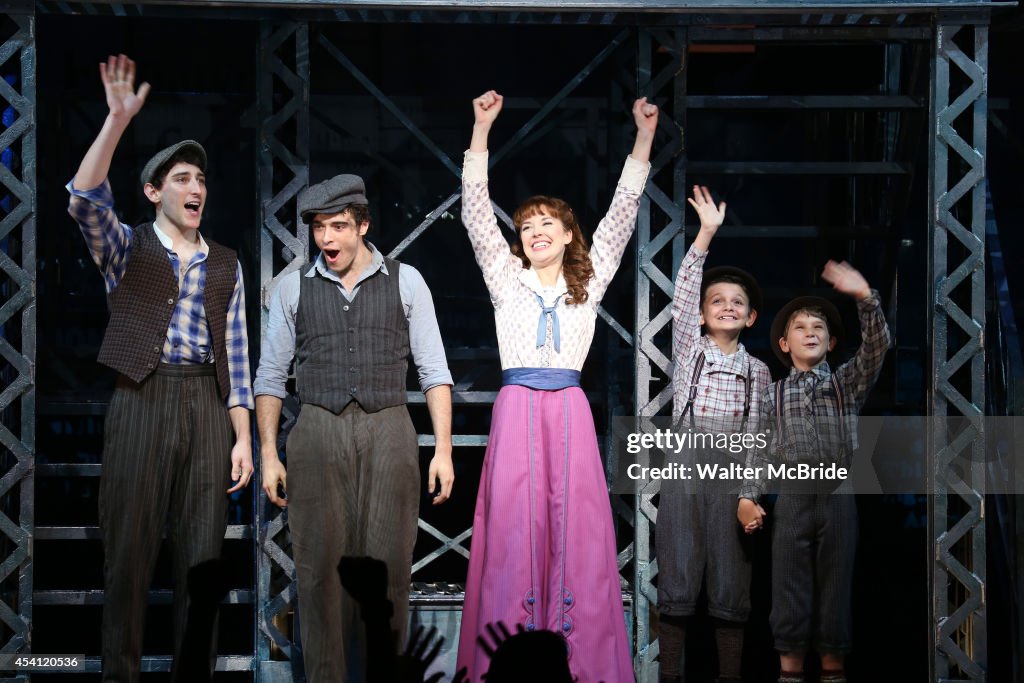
{"left": 672, "top": 244, "right": 771, "bottom": 435}
{"left": 740, "top": 290, "right": 889, "bottom": 501}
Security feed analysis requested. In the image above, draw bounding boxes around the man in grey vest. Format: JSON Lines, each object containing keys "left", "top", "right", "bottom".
{"left": 65, "top": 55, "right": 255, "bottom": 682}
{"left": 254, "top": 174, "right": 454, "bottom": 682}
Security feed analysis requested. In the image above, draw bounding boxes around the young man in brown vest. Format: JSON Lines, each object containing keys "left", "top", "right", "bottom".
{"left": 254, "top": 174, "right": 454, "bottom": 682}
{"left": 65, "top": 54, "right": 255, "bottom": 682}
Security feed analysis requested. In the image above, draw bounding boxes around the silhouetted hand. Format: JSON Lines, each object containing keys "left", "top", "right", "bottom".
{"left": 395, "top": 625, "right": 447, "bottom": 682}
{"left": 477, "top": 620, "right": 523, "bottom": 659}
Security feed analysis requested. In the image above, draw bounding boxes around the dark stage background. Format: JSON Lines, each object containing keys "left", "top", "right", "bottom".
{"left": 15, "top": 5, "right": 1023, "bottom": 681}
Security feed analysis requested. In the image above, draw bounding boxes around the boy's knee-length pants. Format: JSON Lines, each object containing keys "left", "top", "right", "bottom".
{"left": 770, "top": 493, "right": 857, "bottom": 655}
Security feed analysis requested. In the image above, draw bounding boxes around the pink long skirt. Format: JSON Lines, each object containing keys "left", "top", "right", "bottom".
{"left": 457, "top": 384, "right": 635, "bottom": 683}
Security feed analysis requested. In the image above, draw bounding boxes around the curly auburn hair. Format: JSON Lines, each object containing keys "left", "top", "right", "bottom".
{"left": 510, "top": 195, "right": 595, "bottom": 305}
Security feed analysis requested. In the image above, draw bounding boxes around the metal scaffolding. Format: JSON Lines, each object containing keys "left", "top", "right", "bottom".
{"left": 3, "top": 1, "right": 999, "bottom": 680}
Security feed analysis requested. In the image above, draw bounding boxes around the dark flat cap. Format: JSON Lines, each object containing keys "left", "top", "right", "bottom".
{"left": 769, "top": 295, "right": 845, "bottom": 366}
{"left": 140, "top": 140, "right": 207, "bottom": 190}
{"left": 298, "top": 174, "right": 368, "bottom": 223}
{"left": 701, "top": 265, "right": 763, "bottom": 313}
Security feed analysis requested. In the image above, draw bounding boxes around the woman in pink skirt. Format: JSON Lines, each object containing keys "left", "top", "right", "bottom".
{"left": 456, "top": 90, "right": 657, "bottom": 683}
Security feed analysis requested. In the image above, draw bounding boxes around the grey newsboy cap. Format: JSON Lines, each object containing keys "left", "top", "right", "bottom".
{"left": 140, "top": 140, "right": 207, "bottom": 190}
{"left": 298, "top": 174, "right": 368, "bottom": 223}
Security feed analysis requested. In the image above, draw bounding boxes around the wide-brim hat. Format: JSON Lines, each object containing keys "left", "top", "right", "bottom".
{"left": 298, "top": 174, "right": 368, "bottom": 224}
{"left": 770, "top": 295, "right": 844, "bottom": 366}
{"left": 140, "top": 140, "right": 207, "bottom": 190}
{"left": 701, "top": 265, "right": 763, "bottom": 313}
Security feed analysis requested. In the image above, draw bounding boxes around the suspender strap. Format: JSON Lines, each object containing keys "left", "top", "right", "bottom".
{"left": 680, "top": 353, "right": 706, "bottom": 419}
{"left": 681, "top": 351, "right": 753, "bottom": 430}
{"left": 774, "top": 379, "right": 786, "bottom": 443}
{"left": 774, "top": 374, "right": 847, "bottom": 450}
{"left": 831, "top": 373, "right": 846, "bottom": 445}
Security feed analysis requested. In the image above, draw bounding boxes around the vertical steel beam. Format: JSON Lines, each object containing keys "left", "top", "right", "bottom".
{"left": 928, "top": 14, "right": 988, "bottom": 683}
{"left": 255, "top": 20, "right": 309, "bottom": 682}
{"left": 633, "top": 25, "right": 686, "bottom": 683}
{"left": 0, "top": 11, "right": 34, "bottom": 676}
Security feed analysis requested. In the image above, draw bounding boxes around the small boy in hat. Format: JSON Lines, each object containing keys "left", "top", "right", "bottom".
{"left": 740, "top": 260, "right": 890, "bottom": 683}
{"left": 254, "top": 173, "right": 454, "bottom": 682}
{"left": 657, "top": 186, "right": 771, "bottom": 683}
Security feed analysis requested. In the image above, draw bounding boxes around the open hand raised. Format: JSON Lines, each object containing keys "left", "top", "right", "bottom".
{"left": 99, "top": 54, "right": 150, "bottom": 120}
{"left": 686, "top": 185, "right": 726, "bottom": 233}
{"left": 821, "top": 260, "right": 871, "bottom": 300}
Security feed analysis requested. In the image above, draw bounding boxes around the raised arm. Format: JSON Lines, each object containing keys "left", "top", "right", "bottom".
{"left": 73, "top": 54, "right": 151, "bottom": 191}
{"left": 588, "top": 98, "right": 657, "bottom": 302}
{"left": 67, "top": 55, "right": 152, "bottom": 289}
{"left": 628, "top": 96, "right": 658, "bottom": 164}
{"left": 462, "top": 90, "right": 516, "bottom": 303}
{"left": 470, "top": 89, "right": 502, "bottom": 153}
{"left": 822, "top": 260, "right": 890, "bottom": 410}
{"left": 672, "top": 186, "right": 728, "bottom": 363}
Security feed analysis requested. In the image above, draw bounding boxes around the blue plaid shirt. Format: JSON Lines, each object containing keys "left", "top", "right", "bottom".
{"left": 67, "top": 178, "right": 255, "bottom": 410}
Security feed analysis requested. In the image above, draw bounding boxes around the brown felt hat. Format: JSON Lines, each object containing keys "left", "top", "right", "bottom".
{"left": 770, "top": 295, "right": 844, "bottom": 367}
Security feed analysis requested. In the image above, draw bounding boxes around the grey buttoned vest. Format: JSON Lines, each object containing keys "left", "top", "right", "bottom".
{"left": 294, "top": 257, "right": 410, "bottom": 414}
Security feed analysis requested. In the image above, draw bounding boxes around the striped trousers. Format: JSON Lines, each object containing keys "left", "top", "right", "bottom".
{"left": 99, "top": 364, "right": 232, "bottom": 683}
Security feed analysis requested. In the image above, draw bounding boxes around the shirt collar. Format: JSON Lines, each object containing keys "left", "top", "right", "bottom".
{"left": 306, "top": 240, "right": 388, "bottom": 285}
{"left": 787, "top": 361, "right": 832, "bottom": 382}
{"left": 518, "top": 266, "right": 568, "bottom": 300}
{"left": 152, "top": 222, "right": 209, "bottom": 257}
{"left": 700, "top": 336, "right": 749, "bottom": 376}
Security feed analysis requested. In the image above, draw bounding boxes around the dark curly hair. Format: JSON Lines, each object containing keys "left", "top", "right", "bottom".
{"left": 510, "top": 195, "right": 595, "bottom": 306}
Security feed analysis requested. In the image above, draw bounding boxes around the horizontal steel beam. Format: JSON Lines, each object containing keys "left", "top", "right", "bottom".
{"left": 34, "top": 525, "right": 254, "bottom": 539}
{"left": 39, "top": 655, "right": 256, "bottom": 674}
{"left": 685, "top": 94, "right": 922, "bottom": 108}
{"left": 33, "top": 589, "right": 254, "bottom": 606}
{"left": 679, "top": 224, "right": 892, "bottom": 237}
{"left": 49, "top": 0, "right": 1011, "bottom": 10}
{"left": 687, "top": 160, "right": 909, "bottom": 174}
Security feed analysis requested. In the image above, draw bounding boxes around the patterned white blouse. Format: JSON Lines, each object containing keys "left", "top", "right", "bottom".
{"left": 461, "top": 150, "right": 651, "bottom": 371}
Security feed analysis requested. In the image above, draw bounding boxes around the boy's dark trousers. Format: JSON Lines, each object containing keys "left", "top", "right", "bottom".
{"left": 770, "top": 492, "right": 857, "bottom": 655}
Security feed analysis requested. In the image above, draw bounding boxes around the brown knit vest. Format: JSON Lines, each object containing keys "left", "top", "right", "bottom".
{"left": 97, "top": 223, "right": 237, "bottom": 400}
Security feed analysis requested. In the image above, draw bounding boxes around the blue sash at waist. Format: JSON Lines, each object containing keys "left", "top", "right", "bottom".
{"left": 501, "top": 367, "right": 581, "bottom": 391}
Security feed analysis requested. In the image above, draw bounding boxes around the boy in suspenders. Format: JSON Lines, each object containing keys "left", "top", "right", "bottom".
{"left": 741, "top": 261, "right": 889, "bottom": 683}
{"left": 658, "top": 186, "right": 771, "bottom": 683}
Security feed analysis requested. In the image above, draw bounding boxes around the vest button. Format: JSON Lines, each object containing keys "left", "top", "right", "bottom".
{"left": 348, "top": 347, "right": 355, "bottom": 353}
{"left": 343, "top": 305, "right": 350, "bottom": 312}
{"left": 349, "top": 386, "right": 357, "bottom": 393}
{"left": 167, "top": 298, "right": 174, "bottom": 305}
{"left": 153, "top": 346, "right": 160, "bottom": 352}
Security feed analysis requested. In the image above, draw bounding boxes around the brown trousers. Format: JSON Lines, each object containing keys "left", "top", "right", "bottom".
{"left": 286, "top": 401, "right": 420, "bottom": 683}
